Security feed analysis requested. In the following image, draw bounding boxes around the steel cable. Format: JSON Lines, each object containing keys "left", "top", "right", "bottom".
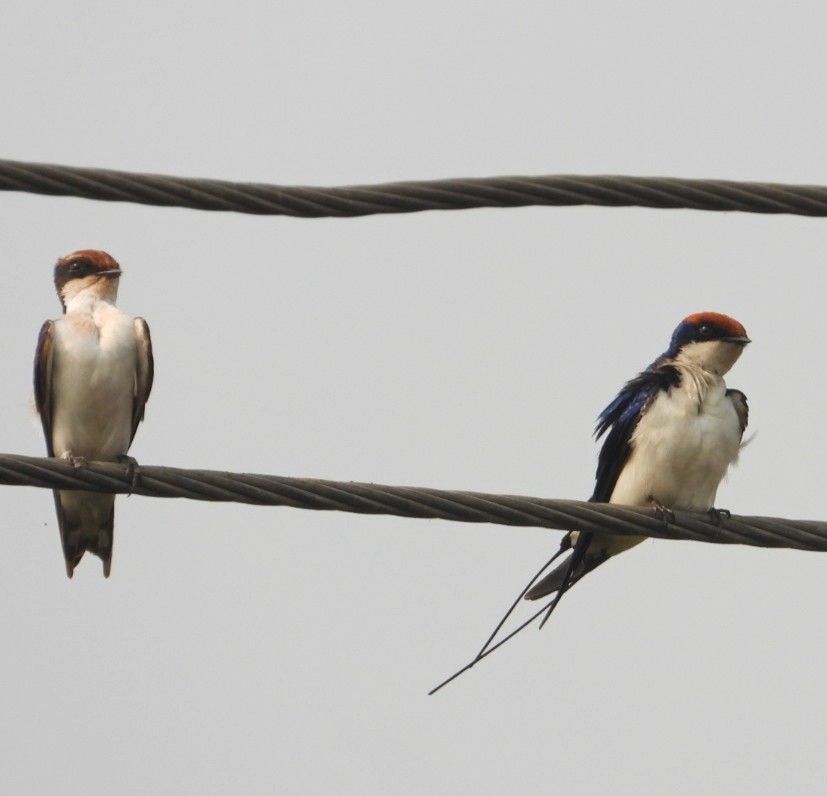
{"left": 3, "top": 159, "right": 827, "bottom": 217}
{"left": 1, "top": 454, "right": 825, "bottom": 551}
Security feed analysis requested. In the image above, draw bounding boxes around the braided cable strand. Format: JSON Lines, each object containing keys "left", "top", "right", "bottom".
{"left": 3, "top": 159, "right": 827, "bottom": 217}
{"left": 1, "top": 454, "right": 826, "bottom": 551}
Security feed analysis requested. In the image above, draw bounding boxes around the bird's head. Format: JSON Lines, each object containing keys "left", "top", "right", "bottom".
{"left": 666, "top": 312, "right": 750, "bottom": 375}
{"left": 54, "top": 250, "right": 122, "bottom": 311}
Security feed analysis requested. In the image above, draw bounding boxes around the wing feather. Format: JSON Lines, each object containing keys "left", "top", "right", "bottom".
{"left": 726, "top": 388, "right": 749, "bottom": 435}
{"left": 591, "top": 362, "right": 681, "bottom": 502}
{"left": 131, "top": 318, "right": 154, "bottom": 445}
{"left": 34, "top": 320, "right": 56, "bottom": 456}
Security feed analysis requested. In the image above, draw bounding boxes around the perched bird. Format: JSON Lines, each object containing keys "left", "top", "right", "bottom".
{"left": 524, "top": 311, "right": 750, "bottom": 603}
{"left": 429, "top": 311, "right": 751, "bottom": 694}
{"left": 34, "top": 250, "right": 153, "bottom": 577}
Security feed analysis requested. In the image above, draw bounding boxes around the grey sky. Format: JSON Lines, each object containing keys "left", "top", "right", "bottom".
{"left": 1, "top": 2, "right": 826, "bottom": 793}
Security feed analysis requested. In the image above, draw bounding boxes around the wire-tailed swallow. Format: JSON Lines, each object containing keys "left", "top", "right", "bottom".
{"left": 525, "top": 311, "right": 750, "bottom": 604}
{"left": 34, "top": 250, "right": 153, "bottom": 577}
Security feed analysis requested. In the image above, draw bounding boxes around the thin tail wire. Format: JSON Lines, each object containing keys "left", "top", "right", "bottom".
{"left": 428, "top": 596, "right": 558, "bottom": 695}
{"left": 429, "top": 535, "right": 585, "bottom": 696}
{"left": 473, "top": 541, "right": 570, "bottom": 661}
{"left": 538, "top": 532, "right": 593, "bottom": 629}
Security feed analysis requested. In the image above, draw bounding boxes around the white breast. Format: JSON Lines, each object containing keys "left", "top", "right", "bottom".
{"left": 50, "top": 302, "right": 138, "bottom": 462}
{"left": 609, "top": 366, "right": 743, "bottom": 511}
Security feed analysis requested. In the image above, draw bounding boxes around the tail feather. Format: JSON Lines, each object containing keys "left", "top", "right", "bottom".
{"left": 524, "top": 538, "right": 610, "bottom": 600}
{"left": 55, "top": 491, "right": 114, "bottom": 578}
{"left": 524, "top": 528, "right": 649, "bottom": 601}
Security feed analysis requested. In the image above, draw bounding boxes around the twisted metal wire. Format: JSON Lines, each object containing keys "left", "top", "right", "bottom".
{"left": 2, "top": 454, "right": 825, "bottom": 551}
{"left": 3, "top": 158, "right": 827, "bottom": 218}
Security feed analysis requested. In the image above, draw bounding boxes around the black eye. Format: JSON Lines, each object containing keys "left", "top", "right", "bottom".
{"left": 65, "top": 259, "right": 93, "bottom": 275}
{"left": 698, "top": 324, "right": 713, "bottom": 336}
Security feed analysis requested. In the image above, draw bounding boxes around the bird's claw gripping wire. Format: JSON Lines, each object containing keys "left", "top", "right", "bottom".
{"left": 648, "top": 495, "right": 675, "bottom": 524}
{"left": 117, "top": 454, "right": 142, "bottom": 495}
{"left": 62, "top": 452, "right": 88, "bottom": 469}
{"left": 707, "top": 507, "right": 731, "bottom": 525}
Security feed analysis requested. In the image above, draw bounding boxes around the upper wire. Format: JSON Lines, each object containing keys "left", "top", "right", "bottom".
{"left": 4, "top": 159, "right": 827, "bottom": 217}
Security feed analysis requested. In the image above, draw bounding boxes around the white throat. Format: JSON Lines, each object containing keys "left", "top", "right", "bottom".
{"left": 676, "top": 339, "right": 745, "bottom": 376}
{"left": 61, "top": 276, "right": 120, "bottom": 312}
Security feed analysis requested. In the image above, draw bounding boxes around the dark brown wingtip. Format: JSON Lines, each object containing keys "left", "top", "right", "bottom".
{"left": 64, "top": 554, "right": 80, "bottom": 579}
{"left": 98, "top": 504, "right": 115, "bottom": 579}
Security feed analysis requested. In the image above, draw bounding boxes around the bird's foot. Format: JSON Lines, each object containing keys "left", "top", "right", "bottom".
{"left": 62, "top": 452, "right": 87, "bottom": 469}
{"left": 647, "top": 495, "right": 675, "bottom": 523}
{"left": 117, "top": 454, "right": 142, "bottom": 495}
{"left": 707, "top": 507, "right": 731, "bottom": 526}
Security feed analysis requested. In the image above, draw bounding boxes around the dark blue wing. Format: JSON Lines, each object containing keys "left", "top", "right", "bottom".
{"left": 590, "top": 362, "right": 680, "bottom": 502}
{"left": 524, "top": 362, "right": 681, "bottom": 602}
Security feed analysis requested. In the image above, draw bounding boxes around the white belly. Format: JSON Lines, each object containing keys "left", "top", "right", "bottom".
{"left": 610, "top": 374, "right": 742, "bottom": 511}
{"left": 50, "top": 309, "right": 137, "bottom": 462}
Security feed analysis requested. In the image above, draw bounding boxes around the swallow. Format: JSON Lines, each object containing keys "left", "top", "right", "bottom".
{"left": 34, "top": 250, "right": 153, "bottom": 577}
{"left": 524, "top": 311, "right": 750, "bottom": 606}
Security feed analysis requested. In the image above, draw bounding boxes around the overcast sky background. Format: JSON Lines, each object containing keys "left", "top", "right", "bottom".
{"left": 2, "top": 2, "right": 826, "bottom": 793}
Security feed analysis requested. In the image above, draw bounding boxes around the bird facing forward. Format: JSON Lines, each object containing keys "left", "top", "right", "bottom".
{"left": 525, "top": 311, "right": 750, "bottom": 605}
{"left": 34, "top": 250, "right": 153, "bottom": 577}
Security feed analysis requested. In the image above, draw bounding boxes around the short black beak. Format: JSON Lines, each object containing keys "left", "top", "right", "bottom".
{"left": 724, "top": 335, "right": 751, "bottom": 345}
{"left": 101, "top": 269, "right": 122, "bottom": 278}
